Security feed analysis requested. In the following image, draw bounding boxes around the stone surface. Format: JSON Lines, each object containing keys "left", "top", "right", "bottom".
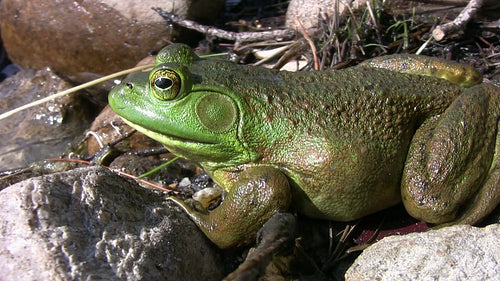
{"left": 285, "top": 0, "right": 368, "bottom": 29}
{"left": 0, "top": 68, "right": 97, "bottom": 170}
{"left": 0, "top": 0, "right": 225, "bottom": 76}
{"left": 85, "top": 105, "right": 156, "bottom": 155}
{"left": 345, "top": 224, "right": 500, "bottom": 281}
{"left": 0, "top": 166, "right": 225, "bottom": 280}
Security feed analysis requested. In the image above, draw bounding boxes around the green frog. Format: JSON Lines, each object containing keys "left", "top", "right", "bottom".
{"left": 109, "top": 44, "right": 500, "bottom": 249}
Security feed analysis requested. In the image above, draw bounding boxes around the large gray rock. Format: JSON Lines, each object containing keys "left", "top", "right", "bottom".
{"left": 0, "top": 0, "right": 225, "bottom": 75}
{"left": 0, "top": 166, "right": 224, "bottom": 280}
{"left": 346, "top": 224, "right": 500, "bottom": 281}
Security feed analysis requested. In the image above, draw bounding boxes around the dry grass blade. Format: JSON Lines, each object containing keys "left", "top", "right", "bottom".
{"left": 0, "top": 63, "right": 154, "bottom": 121}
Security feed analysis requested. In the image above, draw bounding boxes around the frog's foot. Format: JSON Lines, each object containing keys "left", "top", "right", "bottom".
{"left": 168, "top": 166, "right": 292, "bottom": 249}
{"left": 402, "top": 82, "right": 500, "bottom": 225}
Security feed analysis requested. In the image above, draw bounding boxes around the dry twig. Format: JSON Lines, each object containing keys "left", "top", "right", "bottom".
{"left": 296, "top": 18, "right": 319, "bottom": 70}
{"left": 432, "top": 0, "right": 484, "bottom": 41}
{"left": 224, "top": 213, "right": 296, "bottom": 281}
{"left": 153, "top": 8, "right": 297, "bottom": 47}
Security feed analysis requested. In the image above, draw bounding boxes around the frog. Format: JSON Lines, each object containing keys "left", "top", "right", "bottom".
{"left": 109, "top": 44, "right": 500, "bottom": 249}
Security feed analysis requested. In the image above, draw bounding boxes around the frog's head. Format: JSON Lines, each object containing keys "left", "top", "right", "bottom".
{"left": 109, "top": 44, "right": 252, "bottom": 167}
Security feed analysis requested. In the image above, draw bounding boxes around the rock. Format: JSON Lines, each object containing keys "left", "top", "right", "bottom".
{"left": 0, "top": 0, "right": 225, "bottom": 76}
{"left": 0, "top": 31, "right": 19, "bottom": 82}
{"left": 345, "top": 224, "right": 500, "bottom": 281}
{"left": 285, "top": 0, "right": 368, "bottom": 30}
{"left": 84, "top": 55, "right": 159, "bottom": 156}
{"left": 0, "top": 166, "right": 225, "bottom": 280}
{"left": 85, "top": 105, "right": 164, "bottom": 156}
{"left": 0, "top": 68, "right": 97, "bottom": 170}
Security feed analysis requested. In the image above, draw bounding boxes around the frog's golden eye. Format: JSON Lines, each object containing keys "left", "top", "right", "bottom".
{"left": 151, "top": 69, "right": 181, "bottom": 101}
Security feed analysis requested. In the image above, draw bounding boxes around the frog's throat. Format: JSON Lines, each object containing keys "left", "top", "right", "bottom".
{"left": 120, "top": 118, "right": 217, "bottom": 146}
{"left": 119, "top": 117, "right": 256, "bottom": 168}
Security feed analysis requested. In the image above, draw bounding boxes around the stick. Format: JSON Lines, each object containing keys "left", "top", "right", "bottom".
{"left": 432, "top": 0, "right": 484, "bottom": 41}
{"left": 153, "top": 8, "right": 297, "bottom": 46}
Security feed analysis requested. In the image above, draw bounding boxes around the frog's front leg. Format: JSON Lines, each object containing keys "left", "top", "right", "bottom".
{"left": 402, "top": 83, "right": 500, "bottom": 224}
{"left": 168, "top": 166, "right": 292, "bottom": 249}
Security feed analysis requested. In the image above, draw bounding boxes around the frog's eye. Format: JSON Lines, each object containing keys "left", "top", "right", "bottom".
{"left": 150, "top": 69, "right": 181, "bottom": 101}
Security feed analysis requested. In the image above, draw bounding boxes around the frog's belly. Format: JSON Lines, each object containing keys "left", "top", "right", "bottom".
{"left": 281, "top": 132, "right": 410, "bottom": 221}
{"left": 287, "top": 160, "right": 404, "bottom": 221}
{"left": 292, "top": 183, "right": 402, "bottom": 221}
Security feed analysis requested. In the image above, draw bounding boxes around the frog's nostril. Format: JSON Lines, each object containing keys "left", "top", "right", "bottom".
{"left": 126, "top": 82, "right": 133, "bottom": 89}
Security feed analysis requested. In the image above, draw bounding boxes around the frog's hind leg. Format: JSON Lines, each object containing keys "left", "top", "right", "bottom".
{"left": 451, "top": 119, "right": 500, "bottom": 225}
{"left": 361, "top": 55, "right": 482, "bottom": 87}
{"left": 401, "top": 83, "right": 500, "bottom": 225}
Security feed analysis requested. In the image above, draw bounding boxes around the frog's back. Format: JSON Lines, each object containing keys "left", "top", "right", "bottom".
{"left": 211, "top": 62, "right": 464, "bottom": 145}
{"left": 193, "top": 59, "right": 463, "bottom": 134}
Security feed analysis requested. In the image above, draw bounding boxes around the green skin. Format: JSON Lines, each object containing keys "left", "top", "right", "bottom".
{"left": 109, "top": 44, "right": 500, "bottom": 249}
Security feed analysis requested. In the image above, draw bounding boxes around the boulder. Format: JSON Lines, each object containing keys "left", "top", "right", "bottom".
{"left": 0, "top": 0, "right": 225, "bottom": 75}
{"left": 346, "top": 224, "right": 500, "bottom": 281}
{"left": 0, "top": 166, "right": 225, "bottom": 280}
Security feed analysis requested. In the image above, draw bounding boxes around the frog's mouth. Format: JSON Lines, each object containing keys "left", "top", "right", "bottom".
{"left": 120, "top": 117, "right": 249, "bottom": 165}
{"left": 121, "top": 118, "right": 218, "bottom": 146}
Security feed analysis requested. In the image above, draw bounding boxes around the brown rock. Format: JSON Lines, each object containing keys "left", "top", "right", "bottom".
{"left": 85, "top": 55, "right": 158, "bottom": 155}
{"left": 0, "top": 0, "right": 225, "bottom": 75}
{"left": 86, "top": 105, "right": 162, "bottom": 155}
